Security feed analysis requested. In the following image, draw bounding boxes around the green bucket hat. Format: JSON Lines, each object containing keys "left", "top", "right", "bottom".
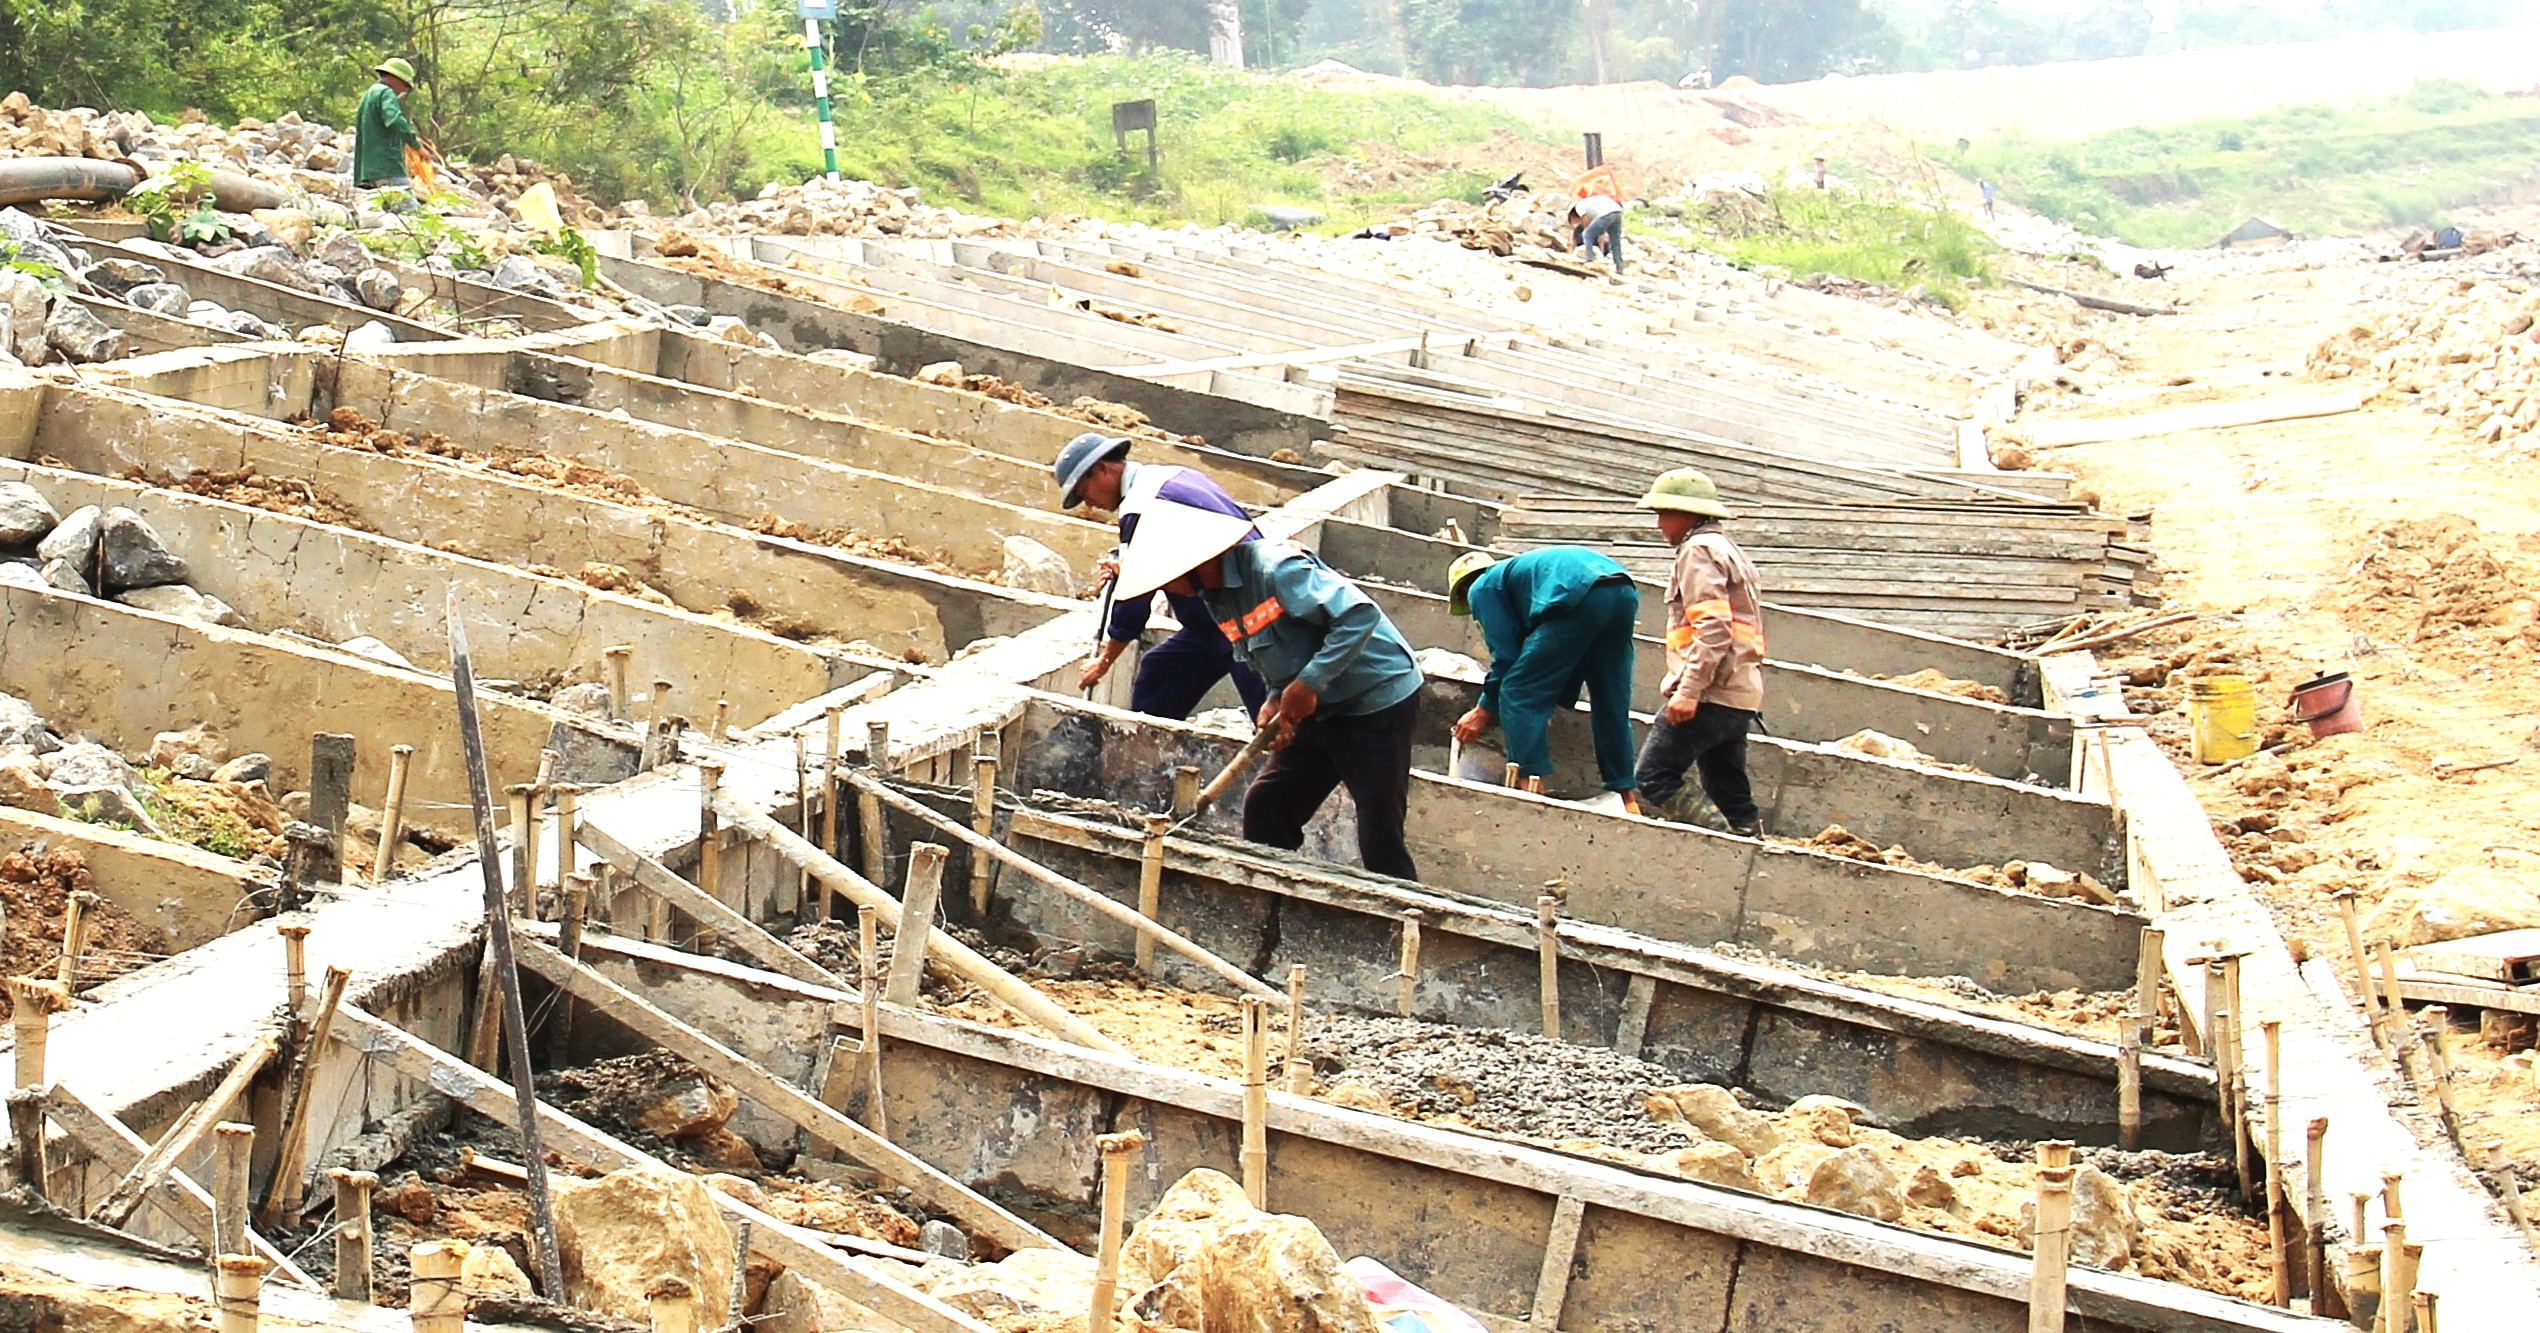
{"left": 375, "top": 57, "right": 418, "bottom": 85}
{"left": 1635, "top": 467, "right": 1734, "bottom": 520}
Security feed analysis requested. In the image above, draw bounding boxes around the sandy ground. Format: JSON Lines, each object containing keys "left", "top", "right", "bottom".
{"left": 1978, "top": 241, "right": 2540, "bottom": 1188}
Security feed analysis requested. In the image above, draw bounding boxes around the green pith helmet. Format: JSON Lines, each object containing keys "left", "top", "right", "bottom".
{"left": 1446, "top": 551, "right": 1497, "bottom": 616}
{"left": 375, "top": 58, "right": 418, "bottom": 85}
{"left": 1635, "top": 467, "right": 1733, "bottom": 520}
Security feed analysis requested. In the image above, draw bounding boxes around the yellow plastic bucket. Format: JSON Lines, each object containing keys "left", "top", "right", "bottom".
{"left": 2187, "top": 675, "right": 2259, "bottom": 764}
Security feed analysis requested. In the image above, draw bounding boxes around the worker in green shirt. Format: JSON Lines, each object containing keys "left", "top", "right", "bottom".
{"left": 1448, "top": 547, "right": 1641, "bottom": 810}
{"left": 353, "top": 58, "right": 428, "bottom": 192}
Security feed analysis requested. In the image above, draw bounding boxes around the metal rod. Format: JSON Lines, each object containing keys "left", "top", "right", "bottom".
{"left": 445, "top": 586, "right": 567, "bottom": 1298}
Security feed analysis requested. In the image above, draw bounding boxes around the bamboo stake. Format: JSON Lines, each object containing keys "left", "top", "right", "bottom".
{"left": 2413, "top": 1290, "right": 2438, "bottom": 1333}
{"left": 2382, "top": 1224, "right": 2415, "bottom": 1333}
{"left": 216, "top": 1254, "right": 267, "bottom": 1333}
{"left": 330, "top": 1169, "right": 376, "bottom": 1302}
{"left": 373, "top": 744, "right": 416, "bottom": 882}
{"left": 1136, "top": 815, "right": 1169, "bottom": 974}
{"left": 2488, "top": 1140, "right": 2540, "bottom": 1247}
{"left": 2420, "top": 1006, "right": 2462, "bottom": 1145}
{"left": 1395, "top": 909, "right": 1422, "bottom": 1019}
{"left": 2382, "top": 1172, "right": 2404, "bottom": 1227}
{"left": 549, "top": 872, "right": 592, "bottom": 1066}
{"left": 1088, "top": 1130, "right": 1144, "bottom": 1333}
{"left": 2376, "top": 945, "right": 2412, "bottom": 1074}
{"left": 967, "top": 752, "right": 998, "bottom": 920}
{"left": 213, "top": 1122, "right": 253, "bottom": 1265}
{"left": 2117, "top": 1014, "right": 2144, "bottom": 1152}
{"left": 711, "top": 699, "right": 731, "bottom": 743}
{"left": 820, "top": 706, "right": 845, "bottom": 917}
{"left": 2263, "top": 1019, "right": 2288, "bottom": 1306}
{"left": 279, "top": 923, "right": 311, "bottom": 1019}
{"left": 645, "top": 680, "right": 675, "bottom": 769}
{"left": 2133, "top": 926, "right": 2163, "bottom": 1046}
{"left": 6, "top": 978, "right": 68, "bottom": 1087}
{"left": 861, "top": 721, "right": 890, "bottom": 886}
{"left": 2305, "top": 1117, "right": 2330, "bottom": 1312}
{"left": 55, "top": 889, "right": 97, "bottom": 988}
{"left": 1503, "top": 762, "right": 1520, "bottom": 788}
{"left": 2029, "top": 1141, "right": 2076, "bottom": 1333}
{"left": 259, "top": 965, "right": 351, "bottom": 1229}
{"left": 884, "top": 844, "right": 948, "bottom": 1007}
{"left": 697, "top": 760, "right": 725, "bottom": 922}
{"left": 647, "top": 1276, "right": 697, "bottom": 1333}
{"left": 1523, "top": 775, "right": 1545, "bottom": 795}
{"left": 1241, "top": 995, "right": 1270, "bottom": 1209}
{"left": 601, "top": 646, "right": 633, "bottom": 722}
{"left": 858, "top": 904, "right": 885, "bottom": 1136}
{"left": 506, "top": 784, "right": 536, "bottom": 917}
{"left": 2333, "top": 890, "right": 2385, "bottom": 1047}
{"left": 552, "top": 783, "right": 579, "bottom": 894}
{"left": 1285, "top": 964, "right": 1309, "bottom": 1094}
{"left": 410, "top": 1242, "right": 467, "bottom": 1333}
{"left": 1171, "top": 765, "right": 1201, "bottom": 820}
{"left": 5, "top": 1091, "right": 43, "bottom": 1197}
{"left": 1535, "top": 895, "right": 1562, "bottom": 1040}
{"left": 795, "top": 730, "right": 812, "bottom": 907}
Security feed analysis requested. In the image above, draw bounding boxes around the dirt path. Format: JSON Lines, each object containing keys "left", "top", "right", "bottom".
{"left": 1986, "top": 244, "right": 2540, "bottom": 1180}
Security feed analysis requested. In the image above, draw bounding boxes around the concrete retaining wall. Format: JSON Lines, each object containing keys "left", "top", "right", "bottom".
{"left": 0, "top": 806, "right": 271, "bottom": 953}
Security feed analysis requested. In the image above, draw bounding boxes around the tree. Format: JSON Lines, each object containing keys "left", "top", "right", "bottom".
{"left": 1700, "top": 0, "right": 1897, "bottom": 83}
{"left": 1396, "top": 0, "right": 1578, "bottom": 84}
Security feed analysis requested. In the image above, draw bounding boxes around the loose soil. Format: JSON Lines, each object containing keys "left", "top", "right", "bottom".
{"left": 0, "top": 845, "right": 152, "bottom": 1010}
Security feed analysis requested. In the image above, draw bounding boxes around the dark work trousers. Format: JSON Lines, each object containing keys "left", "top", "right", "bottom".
{"left": 1495, "top": 578, "right": 1640, "bottom": 790}
{"left": 1576, "top": 211, "right": 1625, "bottom": 271}
{"left": 1634, "top": 702, "right": 1761, "bottom": 831}
{"left": 1242, "top": 693, "right": 1421, "bottom": 880}
{"left": 1132, "top": 626, "right": 1269, "bottom": 720}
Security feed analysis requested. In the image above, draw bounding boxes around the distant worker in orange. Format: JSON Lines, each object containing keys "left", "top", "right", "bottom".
{"left": 1569, "top": 194, "right": 1624, "bottom": 274}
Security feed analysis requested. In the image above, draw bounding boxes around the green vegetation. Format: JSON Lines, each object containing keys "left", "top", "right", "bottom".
{"left": 125, "top": 161, "right": 233, "bottom": 246}
{"left": 1945, "top": 79, "right": 2540, "bottom": 248}
{"left": 1645, "top": 184, "right": 1996, "bottom": 308}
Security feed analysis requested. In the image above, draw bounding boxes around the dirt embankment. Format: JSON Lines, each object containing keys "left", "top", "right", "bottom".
{"left": 0, "top": 846, "right": 153, "bottom": 1012}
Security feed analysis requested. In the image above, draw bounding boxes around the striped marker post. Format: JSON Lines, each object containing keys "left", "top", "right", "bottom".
{"left": 801, "top": 4, "right": 840, "bottom": 181}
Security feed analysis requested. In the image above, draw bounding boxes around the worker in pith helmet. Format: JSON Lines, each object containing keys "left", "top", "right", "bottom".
{"left": 1631, "top": 469, "right": 1767, "bottom": 837}
{"left": 354, "top": 58, "right": 427, "bottom": 192}
{"left": 1112, "top": 495, "right": 1425, "bottom": 880}
{"left": 1053, "top": 432, "right": 1268, "bottom": 722}
{"left": 1447, "top": 547, "right": 1641, "bottom": 812}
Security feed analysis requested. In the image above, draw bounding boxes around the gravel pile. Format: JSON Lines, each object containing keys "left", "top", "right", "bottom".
{"left": 1301, "top": 1015, "right": 1690, "bottom": 1152}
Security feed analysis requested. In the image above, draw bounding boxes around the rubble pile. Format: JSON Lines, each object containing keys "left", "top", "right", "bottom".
{"left": 659, "top": 177, "right": 1027, "bottom": 241}
{"left": 1795, "top": 824, "right": 2117, "bottom": 904}
{"left": 2308, "top": 259, "right": 2540, "bottom": 456}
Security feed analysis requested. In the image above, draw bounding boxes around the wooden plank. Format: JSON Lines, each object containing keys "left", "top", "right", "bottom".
{"left": 39, "top": 1083, "right": 319, "bottom": 1287}
{"left": 2396, "top": 975, "right": 2540, "bottom": 1017}
{"left": 1528, "top": 1195, "right": 1587, "bottom": 1328}
{"left": 2026, "top": 392, "right": 2363, "bottom": 448}
{"left": 510, "top": 936, "right": 1060, "bottom": 1254}
{"left": 91, "top": 1033, "right": 279, "bottom": 1228}
{"left": 575, "top": 817, "right": 845, "bottom": 990}
{"left": 331, "top": 1004, "right": 999, "bottom": 1333}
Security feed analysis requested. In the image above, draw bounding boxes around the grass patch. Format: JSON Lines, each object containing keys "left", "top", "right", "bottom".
{"left": 1644, "top": 185, "right": 1996, "bottom": 308}
{"left": 742, "top": 52, "right": 1551, "bottom": 228}
{"left": 1943, "top": 79, "right": 2540, "bottom": 247}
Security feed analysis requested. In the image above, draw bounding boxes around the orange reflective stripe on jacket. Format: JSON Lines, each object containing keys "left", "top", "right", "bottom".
{"left": 1671, "top": 600, "right": 1765, "bottom": 652}
{"left": 1217, "top": 596, "right": 1284, "bottom": 641}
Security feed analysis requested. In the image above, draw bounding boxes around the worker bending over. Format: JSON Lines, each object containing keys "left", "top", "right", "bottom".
{"left": 1632, "top": 469, "right": 1767, "bottom": 836}
{"left": 1447, "top": 548, "right": 1640, "bottom": 810}
{"left": 353, "top": 58, "right": 427, "bottom": 192}
{"left": 1112, "top": 497, "right": 1424, "bottom": 880}
{"left": 1054, "top": 432, "right": 1268, "bottom": 721}
{"left": 1569, "top": 194, "right": 1625, "bottom": 273}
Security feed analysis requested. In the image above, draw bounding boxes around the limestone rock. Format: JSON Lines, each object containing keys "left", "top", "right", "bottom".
{"left": 80, "top": 257, "right": 164, "bottom": 296}
{"left": 1903, "top": 1162, "right": 1960, "bottom": 1213}
{"left": 1783, "top": 1095, "right": 1860, "bottom": 1148}
{"left": 2364, "top": 865, "right": 2540, "bottom": 948}
{"left": 0, "top": 482, "right": 59, "bottom": 546}
{"left": 551, "top": 682, "right": 612, "bottom": 716}
{"left": 1648, "top": 1084, "right": 1784, "bottom": 1158}
{"left": 0, "top": 561, "right": 43, "bottom": 591}
{"left": 635, "top": 1071, "right": 741, "bottom": 1139}
{"left": 1648, "top": 1140, "right": 1758, "bottom": 1191}
{"left": 116, "top": 584, "right": 243, "bottom": 627}
{"left": 760, "top": 1268, "right": 885, "bottom": 1333}
{"left": 553, "top": 1167, "right": 735, "bottom": 1326}
{"left": 1801, "top": 1145, "right": 1904, "bottom": 1221}
{"left": 354, "top": 267, "right": 403, "bottom": 312}
{"left": 998, "top": 536, "right": 1075, "bottom": 596}
{"left": 1, "top": 270, "right": 47, "bottom": 364}
{"left": 685, "top": 1126, "right": 761, "bottom": 1172}
{"left": 55, "top": 784, "right": 162, "bottom": 834}
{"left": 36, "top": 505, "right": 99, "bottom": 584}
{"left": 42, "top": 742, "right": 137, "bottom": 792}
{"left": 459, "top": 1242, "right": 535, "bottom": 1294}
{"left": 1321, "top": 1082, "right": 1389, "bottom": 1112}
{"left": 316, "top": 231, "right": 374, "bottom": 274}
{"left": 123, "top": 282, "right": 191, "bottom": 317}
{"left": 95, "top": 507, "right": 188, "bottom": 592}
{"left": 1185, "top": 1214, "right": 1377, "bottom": 1333}
{"left": 490, "top": 254, "right": 547, "bottom": 292}
{"left": 2021, "top": 1166, "right": 2139, "bottom": 1269}
{"left": 1122, "top": 1168, "right": 1256, "bottom": 1290}
{"left": 212, "top": 245, "right": 301, "bottom": 286}
{"left": 699, "top": 1173, "right": 764, "bottom": 1206}
{"left": 210, "top": 753, "right": 271, "bottom": 784}
{"left": 706, "top": 315, "right": 775, "bottom": 350}
{"left": 0, "top": 750, "right": 48, "bottom": 812}
{"left": 46, "top": 300, "right": 127, "bottom": 364}
{"left": 914, "top": 360, "right": 964, "bottom": 386}
{"left": 343, "top": 320, "right": 396, "bottom": 352}
{"left": 337, "top": 635, "right": 415, "bottom": 670}
{"left": 38, "top": 558, "right": 86, "bottom": 594}
{"left": 148, "top": 725, "right": 228, "bottom": 771}
{"left": 1749, "top": 1141, "right": 1837, "bottom": 1196}
{"left": 249, "top": 208, "right": 315, "bottom": 252}
{"left": 918, "top": 1219, "right": 968, "bottom": 1261}
{"left": 0, "top": 693, "right": 43, "bottom": 750}
{"left": 928, "top": 1246, "right": 1096, "bottom": 1324}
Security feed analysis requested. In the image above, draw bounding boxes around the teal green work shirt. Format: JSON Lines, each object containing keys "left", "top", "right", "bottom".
{"left": 352, "top": 82, "right": 421, "bottom": 187}
{"left": 1465, "top": 546, "right": 1631, "bottom": 714}
{"left": 1202, "top": 541, "right": 1422, "bottom": 717}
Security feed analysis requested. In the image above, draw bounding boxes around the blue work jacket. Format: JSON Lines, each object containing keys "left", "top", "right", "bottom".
{"left": 1202, "top": 541, "right": 1421, "bottom": 717}
{"left": 1465, "top": 547, "right": 1631, "bottom": 714}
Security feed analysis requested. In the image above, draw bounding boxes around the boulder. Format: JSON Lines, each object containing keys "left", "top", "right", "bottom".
{"left": 45, "top": 300, "right": 126, "bottom": 364}
{"left": 211, "top": 245, "right": 301, "bottom": 286}
{"left": 998, "top": 536, "right": 1075, "bottom": 597}
{"left": 336, "top": 635, "right": 415, "bottom": 670}
{"left": 210, "top": 753, "right": 271, "bottom": 784}
{"left": 551, "top": 682, "right": 612, "bottom": 716}
{"left": 41, "top": 742, "right": 137, "bottom": 792}
{"left": 1903, "top": 1162, "right": 1961, "bottom": 1212}
{"left": 147, "top": 724, "right": 228, "bottom": 772}
{"left": 914, "top": 360, "right": 964, "bottom": 386}
{"left": 0, "top": 561, "right": 43, "bottom": 591}
{"left": 123, "top": 282, "right": 190, "bottom": 317}
{"left": 928, "top": 1246, "right": 1097, "bottom": 1324}
{"left": 55, "top": 784, "right": 162, "bottom": 835}
{"left": 35, "top": 505, "right": 99, "bottom": 583}
{"left": 1782, "top": 1095, "right": 1860, "bottom": 1148}
{"left": 315, "top": 231, "right": 375, "bottom": 274}
{"left": 38, "top": 558, "right": 86, "bottom": 594}
{"left": 1648, "top": 1140, "right": 1758, "bottom": 1191}
{"left": 79, "top": 258, "right": 164, "bottom": 295}
{"left": 2364, "top": 866, "right": 2540, "bottom": 948}
{"left": 116, "top": 584, "right": 243, "bottom": 627}
{"left": 95, "top": 507, "right": 188, "bottom": 592}
{"left": 490, "top": 254, "right": 547, "bottom": 292}
{"left": 342, "top": 320, "right": 395, "bottom": 352}
{"left": 2020, "top": 1166, "right": 2138, "bottom": 1269}
{"left": 634, "top": 1071, "right": 741, "bottom": 1139}
{"left": 1648, "top": 1084, "right": 1784, "bottom": 1158}
{"left": 1185, "top": 1214, "right": 1376, "bottom": 1333}
{"left": 1, "top": 270, "right": 46, "bottom": 364}
{"left": 1123, "top": 1168, "right": 1256, "bottom": 1290}
{"left": 0, "top": 750, "right": 48, "bottom": 812}
{"left": 354, "top": 267, "right": 402, "bottom": 312}
{"left": 552, "top": 1167, "right": 735, "bottom": 1326}
{"left": 1801, "top": 1145, "right": 1905, "bottom": 1221}
{"left": 0, "top": 481, "right": 58, "bottom": 546}
{"left": 168, "top": 753, "right": 218, "bottom": 781}
{"left": 759, "top": 1268, "right": 884, "bottom": 1333}
{"left": 249, "top": 208, "right": 315, "bottom": 253}
{"left": 459, "top": 1242, "right": 535, "bottom": 1294}
{"left": 0, "top": 693, "right": 43, "bottom": 749}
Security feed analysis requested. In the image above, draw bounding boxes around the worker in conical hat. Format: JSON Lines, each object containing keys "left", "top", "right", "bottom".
{"left": 1116, "top": 497, "right": 1425, "bottom": 880}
